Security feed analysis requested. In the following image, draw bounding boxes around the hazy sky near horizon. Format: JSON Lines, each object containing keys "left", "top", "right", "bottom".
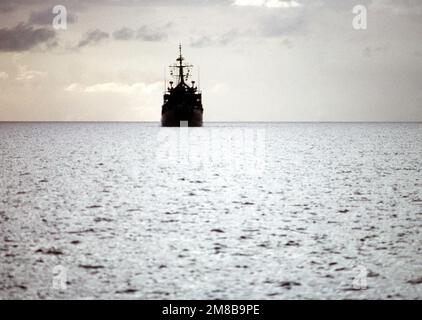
{"left": 0, "top": 0, "right": 421, "bottom": 121}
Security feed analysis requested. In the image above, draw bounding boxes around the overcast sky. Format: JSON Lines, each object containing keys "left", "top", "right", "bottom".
{"left": 0, "top": 0, "right": 421, "bottom": 121}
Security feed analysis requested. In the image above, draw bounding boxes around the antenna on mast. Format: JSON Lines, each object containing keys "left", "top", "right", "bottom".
{"left": 198, "top": 66, "right": 200, "bottom": 90}
{"left": 164, "top": 66, "right": 166, "bottom": 93}
{"left": 177, "top": 43, "right": 185, "bottom": 84}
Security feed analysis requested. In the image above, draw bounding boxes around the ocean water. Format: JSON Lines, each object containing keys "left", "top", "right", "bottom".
{"left": 0, "top": 122, "right": 421, "bottom": 299}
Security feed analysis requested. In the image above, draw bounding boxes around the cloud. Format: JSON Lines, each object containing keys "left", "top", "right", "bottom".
{"left": 65, "top": 81, "right": 162, "bottom": 94}
{"left": 78, "top": 23, "right": 171, "bottom": 48}
{"left": 233, "top": 0, "right": 302, "bottom": 8}
{"left": 0, "top": 0, "right": 233, "bottom": 13}
{"left": 0, "top": 2, "right": 14, "bottom": 13}
{"left": 0, "top": 23, "right": 57, "bottom": 52}
{"left": 78, "top": 29, "right": 109, "bottom": 48}
{"left": 29, "top": 8, "right": 77, "bottom": 26}
{"left": 112, "top": 27, "right": 135, "bottom": 40}
{"left": 3, "top": 0, "right": 420, "bottom": 15}
{"left": 136, "top": 25, "right": 167, "bottom": 41}
{"left": 16, "top": 65, "right": 46, "bottom": 81}
{"left": 112, "top": 24, "right": 171, "bottom": 42}
{"left": 0, "top": 71, "right": 9, "bottom": 79}
{"left": 190, "top": 30, "right": 240, "bottom": 47}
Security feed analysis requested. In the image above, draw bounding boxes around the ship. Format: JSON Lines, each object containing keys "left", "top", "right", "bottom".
{"left": 161, "top": 45, "right": 203, "bottom": 127}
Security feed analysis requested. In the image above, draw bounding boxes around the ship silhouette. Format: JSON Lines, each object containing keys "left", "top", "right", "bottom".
{"left": 161, "top": 45, "right": 203, "bottom": 127}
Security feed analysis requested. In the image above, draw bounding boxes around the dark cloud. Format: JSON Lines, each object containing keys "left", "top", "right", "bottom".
{"left": 190, "top": 30, "right": 239, "bottom": 47}
{"left": 78, "top": 24, "right": 170, "bottom": 49}
{"left": 29, "top": 8, "right": 77, "bottom": 26}
{"left": 0, "top": 1, "right": 57, "bottom": 13}
{"left": 0, "top": 23, "right": 57, "bottom": 52}
{"left": 78, "top": 29, "right": 109, "bottom": 48}
{"left": 0, "top": 2, "right": 15, "bottom": 13}
{"left": 190, "top": 36, "right": 212, "bottom": 48}
{"left": 112, "top": 24, "right": 171, "bottom": 42}
{"left": 113, "top": 27, "right": 135, "bottom": 40}
{"left": 136, "top": 25, "right": 167, "bottom": 41}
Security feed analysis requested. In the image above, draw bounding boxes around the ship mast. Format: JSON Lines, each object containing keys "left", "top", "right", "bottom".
{"left": 177, "top": 44, "right": 185, "bottom": 84}
{"left": 169, "top": 44, "right": 193, "bottom": 86}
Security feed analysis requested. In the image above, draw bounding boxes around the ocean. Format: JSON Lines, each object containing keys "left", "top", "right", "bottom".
{"left": 0, "top": 122, "right": 421, "bottom": 299}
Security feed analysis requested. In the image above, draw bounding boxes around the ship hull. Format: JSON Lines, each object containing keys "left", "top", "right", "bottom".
{"left": 161, "top": 108, "right": 203, "bottom": 127}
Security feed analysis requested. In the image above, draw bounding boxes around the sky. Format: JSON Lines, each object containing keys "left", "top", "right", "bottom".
{"left": 0, "top": 0, "right": 421, "bottom": 121}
